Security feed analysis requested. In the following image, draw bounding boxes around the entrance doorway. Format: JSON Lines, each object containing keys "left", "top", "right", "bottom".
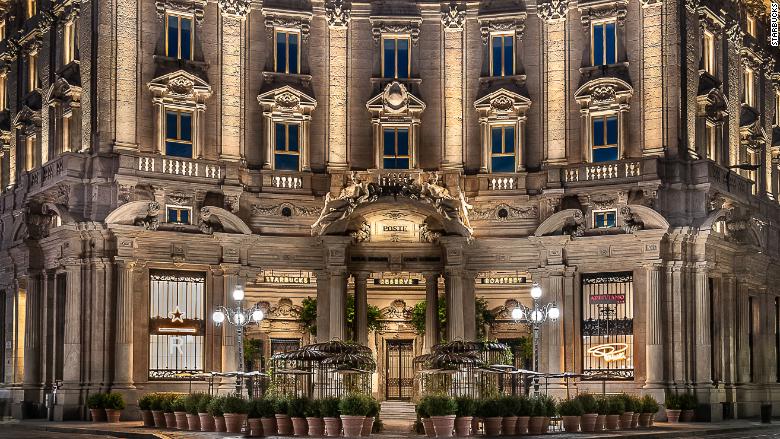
{"left": 385, "top": 340, "right": 414, "bottom": 400}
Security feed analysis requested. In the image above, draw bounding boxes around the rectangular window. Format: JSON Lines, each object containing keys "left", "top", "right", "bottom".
{"left": 27, "top": 53, "right": 37, "bottom": 93}
{"left": 26, "top": 0, "right": 36, "bottom": 19}
{"left": 748, "top": 150, "right": 758, "bottom": 195}
{"left": 0, "top": 20, "right": 6, "bottom": 40}
{"left": 149, "top": 271, "right": 206, "bottom": 380}
{"left": 702, "top": 31, "right": 716, "bottom": 75}
{"left": 747, "top": 15, "right": 756, "bottom": 37}
{"left": 61, "top": 115, "right": 70, "bottom": 153}
{"left": 490, "top": 125, "right": 516, "bottom": 172}
{"left": 166, "top": 206, "right": 191, "bottom": 225}
{"left": 274, "top": 122, "right": 300, "bottom": 171}
{"left": 382, "top": 127, "right": 410, "bottom": 169}
{"left": 165, "top": 110, "right": 193, "bottom": 158}
{"left": 275, "top": 31, "right": 300, "bottom": 74}
{"left": 749, "top": 296, "right": 755, "bottom": 382}
{"left": 491, "top": 34, "right": 514, "bottom": 77}
{"left": 25, "top": 136, "right": 35, "bottom": 171}
{"left": 591, "top": 115, "right": 619, "bottom": 162}
{"left": 705, "top": 123, "right": 718, "bottom": 160}
{"left": 166, "top": 14, "right": 193, "bottom": 60}
{"left": 382, "top": 36, "right": 410, "bottom": 79}
{"left": 744, "top": 67, "right": 755, "bottom": 107}
{"left": 593, "top": 209, "right": 617, "bottom": 228}
{"left": 582, "top": 272, "right": 634, "bottom": 380}
{"left": 63, "top": 20, "right": 77, "bottom": 65}
{"left": 592, "top": 21, "right": 617, "bottom": 66}
{"left": 0, "top": 76, "right": 7, "bottom": 111}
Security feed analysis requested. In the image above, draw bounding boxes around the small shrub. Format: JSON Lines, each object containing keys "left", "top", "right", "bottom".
{"left": 339, "top": 393, "right": 371, "bottom": 417}
{"left": 476, "top": 397, "right": 502, "bottom": 418}
{"left": 367, "top": 397, "right": 381, "bottom": 417}
{"left": 138, "top": 393, "right": 154, "bottom": 411}
{"left": 557, "top": 399, "right": 584, "bottom": 417}
{"left": 576, "top": 393, "right": 599, "bottom": 414}
{"left": 641, "top": 395, "right": 660, "bottom": 414}
{"left": 171, "top": 395, "right": 187, "bottom": 412}
{"left": 664, "top": 393, "right": 682, "bottom": 410}
{"left": 288, "top": 397, "right": 309, "bottom": 418}
{"left": 596, "top": 397, "right": 609, "bottom": 415}
{"left": 149, "top": 393, "right": 165, "bottom": 411}
{"left": 86, "top": 393, "right": 106, "bottom": 409}
{"left": 207, "top": 396, "right": 225, "bottom": 417}
{"left": 184, "top": 393, "right": 205, "bottom": 415}
{"left": 455, "top": 397, "right": 477, "bottom": 417}
{"left": 606, "top": 396, "right": 625, "bottom": 415}
{"left": 197, "top": 394, "right": 213, "bottom": 414}
{"left": 105, "top": 393, "right": 126, "bottom": 410}
{"left": 161, "top": 393, "right": 179, "bottom": 413}
{"left": 305, "top": 398, "right": 322, "bottom": 418}
{"left": 321, "top": 397, "right": 341, "bottom": 418}
{"left": 274, "top": 397, "right": 290, "bottom": 415}
{"left": 618, "top": 394, "right": 638, "bottom": 413}
{"left": 421, "top": 395, "right": 457, "bottom": 417}
{"left": 680, "top": 393, "right": 698, "bottom": 410}
{"left": 499, "top": 395, "right": 522, "bottom": 417}
{"left": 222, "top": 395, "right": 249, "bottom": 414}
{"left": 255, "top": 398, "right": 276, "bottom": 418}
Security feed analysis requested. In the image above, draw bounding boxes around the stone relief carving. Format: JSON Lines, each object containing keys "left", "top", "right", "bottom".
{"left": 134, "top": 202, "right": 161, "bottom": 231}
{"left": 326, "top": 0, "right": 351, "bottom": 28}
{"left": 537, "top": 0, "right": 569, "bottom": 22}
{"left": 419, "top": 223, "right": 441, "bottom": 243}
{"left": 470, "top": 204, "right": 539, "bottom": 221}
{"left": 591, "top": 86, "right": 616, "bottom": 105}
{"left": 371, "top": 18, "right": 422, "bottom": 45}
{"left": 264, "top": 15, "right": 311, "bottom": 41}
{"left": 252, "top": 203, "right": 319, "bottom": 217}
{"left": 441, "top": 2, "right": 465, "bottom": 30}
{"left": 479, "top": 19, "right": 524, "bottom": 44}
{"left": 312, "top": 171, "right": 377, "bottom": 234}
{"left": 155, "top": 0, "right": 207, "bottom": 23}
{"left": 726, "top": 21, "right": 743, "bottom": 48}
{"left": 198, "top": 207, "right": 223, "bottom": 235}
{"left": 562, "top": 210, "right": 586, "bottom": 237}
{"left": 380, "top": 299, "right": 413, "bottom": 321}
{"left": 620, "top": 206, "right": 644, "bottom": 233}
{"left": 218, "top": 0, "right": 251, "bottom": 18}
{"left": 351, "top": 221, "right": 371, "bottom": 243}
{"left": 167, "top": 193, "right": 192, "bottom": 206}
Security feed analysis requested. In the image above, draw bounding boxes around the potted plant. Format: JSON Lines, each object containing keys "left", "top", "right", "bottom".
{"left": 630, "top": 395, "right": 642, "bottom": 428}
{"left": 455, "top": 396, "right": 476, "bottom": 437}
{"left": 476, "top": 397, "right": 502, "bottom": 436}
{"left": 208, "top": 396, "right": 226, "bottom": 432}
{"left": 306, "top": 398, "right": 325, "bottom": 437}
{"left": 540, "top": 395, "right": 556, "bottom": 433}
{"left": 498, "top": 395, "right": 518, "bottom": 436}
{"left": 321, "top": 397, "right": 341, "bottom": 437}
{"left": 198, "top": 394, "right": 215, "bottom": 432}
{"left": 416, "top": 396, "right": 434, "bottom": 437}
{"left": 275, "top": 397, "right": 293, "bottom": 436}
{"left": 558, "top": 398, "right": 583, "bottom": 433}
{"left": 184, "top": 393, "right": 204, "bottom": 431}
{"left": 258, "top": 397, "right": 278, "bottom": 436}
{"left": 289, "top": 396, "right": 310, "bottom": 436}
{"left": 618, "top": 394, "right": 634, "bottom": 429}
{"left": 595, "top": 397, "right": 608, "bottom": 432}
{"left": 515, "top": 396, "right": 531, "bottom": 435}
{"left": 223, "top": 395, "right": 249, "bottom": 433}
{"left": 577, "top": 393, "right": 599, "bottom": 432}
{"left": 527, "top": 397, "right": 545, "bottom": 435}
{"left": 639, "top": 395, "right": 659, "bottom": 428}
{"left": 248, "top": 398, "right": 264, "bottom": 437}
{"left": 105, "top": 392, "right": 125, "bottom": 423}
{"left": 86, "top": 392, "right": 107, "bottom": 422}
{"left": 680, "top": 393, "right": 697, "bottom": 422}
{"left": 138, "top": 393, "right": 155, "bottom": 427}
{"left": 362, "top": 397, "right": 380, "bottom": 437}
{"left": 424, "top": 395, "right": 457, "bottom": 438}
{"left": 172, "top": 395, "right": 188, "bottom": 429}
{"left": 162, "top": 393, "right": 178, "bottom": 429}
{"left": 605, "top": 395, "right": 624, "bottom": 430}
{"left": 664, "top": 393, "right": 682, "bottom": 423}
{"left": 339, "top": 393, "right": 371, "bottom": 437}
{"left": 149, "top": 393, "right": 167, "bottom": 427}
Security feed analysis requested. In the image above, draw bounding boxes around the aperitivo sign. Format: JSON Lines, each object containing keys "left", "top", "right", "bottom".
{"left": 589, "top": 293, "right": 626, "bottom": 305}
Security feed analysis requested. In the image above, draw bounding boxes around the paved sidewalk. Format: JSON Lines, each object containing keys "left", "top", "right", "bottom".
{"left": 2, "top": 419, "right": 780, "bottom": 438}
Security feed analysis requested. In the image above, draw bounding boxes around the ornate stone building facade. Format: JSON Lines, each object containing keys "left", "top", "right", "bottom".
{"left": 0, "top": 0, "right": 778, "bottom": 422}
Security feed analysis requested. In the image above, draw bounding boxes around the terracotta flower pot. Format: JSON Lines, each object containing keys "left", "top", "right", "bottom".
{"left": 292, "top": 417, "right": 309, "bottom": 436}
{"left": 681, "top": 409, "right": 694, "bottom": 422}
{"left": 105, "top": 409, "right": 122, "bottom": 423}
{"left": 619, "top": 412, "right": 633, "bottom": 429}
{"left": 174, "top": 411, "right": 188, "bottom": 429}
{"left": 562, "top": 415, "right": 580, "bottom": 433}
{"left": 605, "top": 414, "right": 620, "bottom": 430}
{"left": 638, "top": 413, "right": 652, "bottom": 428}
{"left": 308, "top": 417, "right": 325, "bottom": 437}
{"left": 632, "top": 412, "right": 640, "bottom": 428}
{"left": 483, "top": 417, "right": 502, "bottom": 436}
{"left": 152, "top": 410, "right": 165, "bottom": 427}
{"left": 141, "top": 410, "right": 154, "bottom": 427}
{"left": 581, "top": 413, "right": 598, "bottom": 432}
{"left": 596, "top": 414, "right": 606, "bottom": 431}
{"left": 164, "top": 412, "right": 177, "bottom": 429}
{"left": 431, "top": 415, "right": 455, "bottom": 438}
{"left": 528, "top": 416, "right": 545, "bottom": 435}
{"left": 248, "top": 418, "right": 263, "bottom": 437}
{"left": 323, "top": 417, "right": 341, "bottom": 437}
{"left": 542, "top": 417, "right": 550, "bottom": 433}
{"left": 262, "top": 417, "right": 278, "bottom": 436}
{"left": 501, "top": 416, "right": 517, "bottom": 436}
{"left": 422, "top": 418, "right": 435, "bottom": 437}
{"left": 515, "top": 416, "right": 529, "bottom": 435}
{"left": 341, "top": 415, "right": 365, "bottom": 437}
{"left": 199, "top": 412, "right": 215, "bottom": 431}
{"left": 361, "top": 416, "right": 374, "bottom": 436}
{"left": 471, "top": 417, "right": 480, "bottom": 435}
{"left": 225, "top": 413, "right": 247, "bottom": 433}
{"left": 214, "top": 415, "right": 227, "bottom": 432}
{"left": 455, "top": 416, "right": 472, "bottom": 437}
{"left": 277, "top": 414, "right": 293, "bottom": 435}
{"left": 186, "top": 413, "right": 201, "bottom": 431}
{"left": 89, "top": 408, "right": 106, "bottom": 422}
{"left": 649, "top": 413, "right": 656, "bottom": 426}
{"left": 665, "top": 409, "right": 681, "bottom": 423}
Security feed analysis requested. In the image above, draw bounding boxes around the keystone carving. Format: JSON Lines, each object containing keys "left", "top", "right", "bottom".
{"left": 134, "top": 202, "right": 160, "bottom": 231}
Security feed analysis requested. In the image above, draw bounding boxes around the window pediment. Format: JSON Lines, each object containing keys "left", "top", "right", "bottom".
{"left": 575, "top": 77, "right": 633, "bottom": 111}
{"left": 155, "top": 0, "right": 207, "bottom": 22}
{"left": 13, "top": 105, "right": 41, "bottom": 135}
{"left": 45, "top": 76, "right": 82, "bottom": 109}
{"left": 257, "top": 85, "right": 317, "bottom": 115}
{"left": 697, "top": 5, "right": 725, "bottom": 33}
{"left": 478, "top": 13, "right": 526, "bottom": 44}
{"left": 370, "top": 16, "right": 422, "bottom": 46}
{"left": 578, "top": 0, "right": 628, "bottom": 25}
{"left": 366, "top": 81, "right": 425, "bottom": 119}
{"left": 148, "top": 70, "right": 212, "bottom": 104}
{"left": 474, "top": 88, "right": 531, "bottom": 117}
{"left": 262, "top": 7, "right": 312, "bottom": 39}
{"left": 697, "top": 87, "right": 727, "bottom": 122}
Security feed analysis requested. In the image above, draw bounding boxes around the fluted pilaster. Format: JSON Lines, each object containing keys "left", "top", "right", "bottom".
{"left": 445, "top": 269, "right": 464, "bottom": 341}
{"left": 645, "top": 264, "right": 664, "bottom": 387}
{"left": 424, "top": 272, "right": 440, "bottom": 353}
{"left": 329, "top": 269, "right": 347, "bottom": 341}
{"left": 694, "top": 264, "right": 712, "bottom": 386}
{"left": 354, "top": 272, "right": 369, "bottom": 345}
{"left": 114, "top": 260, "right": 135, "bottom": 387}
{"left": 23, "top": 273, "right": 42, "bottom": 401}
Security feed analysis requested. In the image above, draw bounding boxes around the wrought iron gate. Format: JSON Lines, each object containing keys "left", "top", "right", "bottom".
{"left": 385, "top": 340, "right": 414, "bottom": 400}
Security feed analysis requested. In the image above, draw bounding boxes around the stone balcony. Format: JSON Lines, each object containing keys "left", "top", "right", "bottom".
{"left": 557, "top": 157, "right": 660, "bottom": 189}
{"left": 691, "top": 159, "right": 756, "bottom": 203}
{"left": 25, "top": 152, "right": 88, "bottom": 197}
{"left": 115, "top": 153, "right": 227, "bottom": 185}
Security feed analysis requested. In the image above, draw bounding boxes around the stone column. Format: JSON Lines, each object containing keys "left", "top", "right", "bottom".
{"left": 537, "top": 5, "right": 569, "bottom": 165}
{"left": 445, "top": 269, "right": 465, "bottom": 341}
{"left": 222, "top": 268, "right": 240, "bottom": 373}
{"left": 23, "top": 273, "right": 42, "bottom": 404}
{"left": 325, "top": 2, "right": 350, "bottom": 171}
{"left": 424, "top": 272, "right": 440, "bottom": 353}
{"left": 329, "top": 269, "right": 347, "bottom": 341}
{"left": 694, "top": 264, "right": 712, "bottom": 386}
{"left": 353, "top": 272, "right": 369, "bottom": 345}
{"left": 218, "top": 2, "right": 250, "bottom": 161}
{"left": 462, "top": 271, "right": 476, "bottom": 341}
{"left": 113, "top": 0, "right": 139, "bottom": 151}
{"left": 441, "top": 6, "right": 464, "bottom": 170}
{"left": 725, "top": 24, "right": 742, "bottom": 166}
{"left": 546, "top": 273, "right": 563, "bottom": 375}
{"left": 114, "top": 260, "right": 135, "bottom": 387}
{"left": 640, "top": 0, "right": 664, "bottom": 156}
{"left": 644, "top": 264, "right": 665, "bottom": 388}
{"left": 736, "top": 281, "right": 751, "bottom": 384}
{"left": 315, "top": 270, "right": 331, "bottom": 342}
{"left": 56, "top": 259, "right": 82, "bottom": 420}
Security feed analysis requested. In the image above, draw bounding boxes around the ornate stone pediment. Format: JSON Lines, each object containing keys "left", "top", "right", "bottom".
{"left": 380, "top": 299, "right": 413, "bottom": 321}
{"left": 697, "top": 87, "right": 727, "bottom": 122}
{"left": 155, "top": 0, "right": 207, "bottom": 22}
{"left": 478, "top": 12, "right": 526, "bottom": 43}
{"left": 575, "top": 77, "right": 633, "bottom": 111}
{"left": 366, "top": 81, "right": 426, "bottom": 119}
{"left": 474, "top": 88, "right": 531, "bottom": 117}
{"left": 12, "top": 105, "right": 41, "bottom": 135}
{"left": 262, "top": 7, "right": 312, "bottom": 41}
{"left": 148, "top": 70, "right": 212, "bottom": 104}
{"left": 537, "top": 0, "right": 569, "bottom": 22}
{"left": 257, "top": 85, "right": 317, "bottom": 116}
{"left": 46, "top": 75, "right": 82, "bottom": 112}
{"left": 370, "top": 15, "right": 423, "bottom": 46}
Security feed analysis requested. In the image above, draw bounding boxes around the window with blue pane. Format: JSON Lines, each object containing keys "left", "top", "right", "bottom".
{"left": 491, "top": 34, "right": 514, "bottom": 77}
{"left": 591, "top": 115, "right": 619, "bottom": 162}
{"left": 593, "top": 210, "right": 617, "bottom": 228}
{"left": 490, "top": 125, "right": 516, "bottom": 172}
{"left": 166, "top": 14, "right": 193, "bottom": 60}
{"left": 382, "top": 128, "right": 410, "bottom": 169}
{"left": 165, "top": 110, "right": 193, "bottom": 158}
{"left": 274, "top": 122, "right": 300, "bottom": 171}
{"left": 167, "top": 206, "right": 191, "bottom": 225}
{"left": 275, "top": 31, "right": 300, "bottom": 74}
{"left": 592, "top": 21, "right": 616, "bottom": 66}
{"left": 382, "top": 37, "right": 410, "bottom": 79}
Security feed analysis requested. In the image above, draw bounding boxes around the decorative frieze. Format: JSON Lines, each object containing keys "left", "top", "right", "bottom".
{"left": 325, "top": 0, "right": 351, "bottom": 28}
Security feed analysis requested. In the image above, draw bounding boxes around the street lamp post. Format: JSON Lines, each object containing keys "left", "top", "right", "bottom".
{"left": 511, "top": 282, "right": 560, "bottom": 393}
{"left": 212, "top": 285, "right": 264, "bottom": 396}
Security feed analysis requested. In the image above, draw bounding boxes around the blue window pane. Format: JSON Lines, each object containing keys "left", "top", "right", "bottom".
{"left": 606, "top": 212, "right": 616, "bottom": 227}
{"left": 276, "top": 33, "right": 287, "bottom": 73}
{"left": 504, "top": 36, "right": 514, "bottom": 75}
{"left": 166, "top": 112, "right": 178, "bottom": 139}
{"left": 166, "top": 141, "right": 192, "bottom": 158}
{"left": 396, "top": 158, "right": 409, "bottom": 169}
{"left": 167, "top": 17, "right": 179, "bottom": 58}
{"left": 492, "top": 36, "right": 502, "bottom": 76}
{"left": 383, "top": 158, "right": 397, "bottom": 169}
{"left": 288, "top": 34, "right": 298, "bottom": 74}
{"left": 593, "top": 24, "right": 603, "bottom": 65}
{"left": 605, "top": 23, "right": 616, "bottom": 64}
{"left": 397, "top": 39, "right": 409, "bottom": 79}
{"left": 288, "top": 124, "right": 299, "bottom": 151}
{"left": 179, "top": 113, "right": 192, "bottom": 141}
{"left": 383, "top": 129, "right": 395, "bottom": 155}
{"left": 397, "top": 129, "right": 409, "bottom": 155}
{"left": 491, "top": 127, "right": 503, "bottom": 153}
{"left": 275, "top": 123, "right": 286, "bottom": 151}
{"left": 505, "top": 127, "right": 515, "bottom": 153}
{"left": 492, "top": 155, "right": 515, "bottom": 173}
{"left": 606, "top": 116, "right": 618, "bottom": 145}
{"left": 592, "top": 118, "right": 605, "bottom": 146}
{"left": 592, "top": 146, "right": 618, "bottom": 162}
{"left": 180, "top": 209, "right": 189, "bottom": 225}
{"left": 383, "top": 39, "right": 395, "bottom": 78}
{"left": 180, "top": 18, "right": 191, "bottom": 59}
{"left": 275, "top": 153, "right": 299, "bottom": 171}
{"left": 168, "top": 208, "right": 177, "bottom": 223}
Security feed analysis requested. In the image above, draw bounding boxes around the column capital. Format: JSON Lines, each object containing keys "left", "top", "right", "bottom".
{"left": 218, "top": 0, "right": 251, "bottom": 19}
{"left": 422, "top": 271, "right": 441, "bottom": 282}
{"left": 351, "top": 271, "right": 371, "bottom": 281}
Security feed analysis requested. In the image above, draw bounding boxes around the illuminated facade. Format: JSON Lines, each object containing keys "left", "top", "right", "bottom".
{"left": 0, "top": 0, "right": 778, "bottom": 423}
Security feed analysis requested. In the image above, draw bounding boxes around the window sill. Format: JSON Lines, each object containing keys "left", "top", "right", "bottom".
{"left": 262, "top": 71, "right": 313, "bottom": 83}
{"left": 370, "top": 77, "right": 422, "bottom": 86}
{"left": 579, "top": 62, "right": 629, "bottom": 75}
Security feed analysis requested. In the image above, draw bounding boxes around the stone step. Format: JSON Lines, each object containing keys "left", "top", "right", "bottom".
{"left": 380, "top": 401, "right": 416, "bottom": 419}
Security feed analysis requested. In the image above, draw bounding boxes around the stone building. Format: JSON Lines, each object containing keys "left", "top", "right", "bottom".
{"left": 0, "top": 0, "right": 777, "bottom": 422}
